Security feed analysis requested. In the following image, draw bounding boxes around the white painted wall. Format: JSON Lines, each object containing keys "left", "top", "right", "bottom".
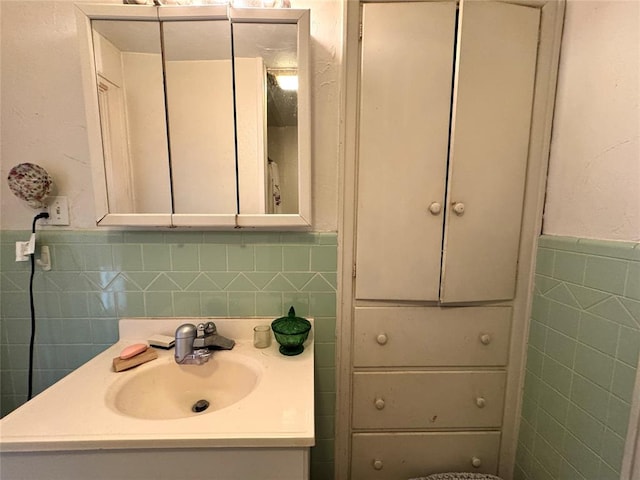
{"left": 544, "top": 0, "right": 640, "bottom": 242}
{"left": 1, "top": 1, "right": 92, "bottom": 229}
{"left": 0, "top": 0, "right": 340, "bottom": 231}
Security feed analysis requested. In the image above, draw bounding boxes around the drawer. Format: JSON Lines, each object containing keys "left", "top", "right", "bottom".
{"left": 352, "top": 371, "right": 506, "bottom": 429}
{"left": 353, "top": 306, "right": 511, "bottom": 367}
{"left": 351, "top": 431, "right": 500, "bottom": 479}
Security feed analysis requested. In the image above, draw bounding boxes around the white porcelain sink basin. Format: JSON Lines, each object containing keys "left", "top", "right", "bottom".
{"left": 106, "top": 353, "right": 261, "bottom": 420}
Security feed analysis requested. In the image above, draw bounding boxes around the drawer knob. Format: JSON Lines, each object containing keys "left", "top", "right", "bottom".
{"left": 452, "top": 202, "right": 465, "bottom": 215}
{"left": 471, "top": 457, "right": 482, "bottom": 468}
{"left": 476, "top": 397, "right": 486, "bottom": 408}
{"left": 428, "top": 202, "right": 442, "bottom": 215}
{"left": 480, "top": 333, "right": 491, "bottom": 345}
{"left": 374, "top": 398, "right": 385, "bottom": 410}
{"left": 376, "top": 333, "right": 388, "bottom": 345}
{"left": 373, "top": 459, "right": 384, "bottom": 470}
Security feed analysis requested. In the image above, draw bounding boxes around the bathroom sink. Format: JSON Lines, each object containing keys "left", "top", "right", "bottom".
{"left": 1, "top": 317, "right": 314, "bottom": 455}
{"left": 106, "top": 353, "right": 261, "bottom": 420}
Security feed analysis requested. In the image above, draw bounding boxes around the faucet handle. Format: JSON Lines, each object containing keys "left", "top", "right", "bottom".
{"left": 196, "top": 323, "right": 206, "bottom": 337}
{"left": 197, "top": 322, "right": 217, "bottom": 335}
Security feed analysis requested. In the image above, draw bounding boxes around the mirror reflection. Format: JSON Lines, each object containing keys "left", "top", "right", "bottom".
{"left": 233, "top": 22, "right": 299, "bottom": 214}
{"left": 91, "top": 20, "right": 172, "bottom": 215}
{"left": 163, "top": 20, "right": 237, "bottom": 215}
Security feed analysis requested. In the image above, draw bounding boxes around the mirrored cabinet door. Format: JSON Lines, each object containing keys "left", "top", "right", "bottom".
{"left": 91, "top": 19, "right": 172, "bottom": 221}
{"left": 232, "top": 8, "right": 311, "bottom": 227}
{"left": 233, "top": 21, "right": 298, "bottom": 215}
{"left": 163, "top": 20, "right": 237, "bottom": 216}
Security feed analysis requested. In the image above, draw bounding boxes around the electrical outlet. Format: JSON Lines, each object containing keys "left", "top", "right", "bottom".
{"left": 42, "top": 196, "right": 70, "bottom": 226}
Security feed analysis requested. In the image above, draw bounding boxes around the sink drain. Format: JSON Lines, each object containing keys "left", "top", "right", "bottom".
{"left": 192, "top": 399, "right": 210, "bottom": 413}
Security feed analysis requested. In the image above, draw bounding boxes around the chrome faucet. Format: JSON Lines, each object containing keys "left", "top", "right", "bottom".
{"left": 175, "top": 324, "right": 210, "bottom": 365}
{"left": 174, "top": 322, "right": 235, "bottom": 365}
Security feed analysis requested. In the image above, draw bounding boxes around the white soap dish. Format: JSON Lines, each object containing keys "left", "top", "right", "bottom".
{"left": 148, "top": 334, "right": 175, "bottom": 349}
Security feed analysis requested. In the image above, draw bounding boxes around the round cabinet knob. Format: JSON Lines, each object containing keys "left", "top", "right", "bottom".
{"left": 376, "top": 333, "right": 388, "bottom": 345}
{"left": 374, "top": 398, "right": 386, "bottom": 410}
{"left": 428, "top": 202, "right": 442, "bottom": 215}
{"left": 475, "top": 397, "right": 486, "bottom": 408}
{"left": 480, "top": 334, "right": 491, "bottom": 345}
{"left": 471, "top": 457, "right": 482, "bottom": 468}
{"left": 373, "top": 459, "right": 384, "bottom": 470}
{"left": 452, "top": 202, "right": 465, "bottom": 216}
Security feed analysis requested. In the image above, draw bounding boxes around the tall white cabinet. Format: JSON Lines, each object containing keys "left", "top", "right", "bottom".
{"left": 337, "top": 1, "right": 565, "bottom": 479}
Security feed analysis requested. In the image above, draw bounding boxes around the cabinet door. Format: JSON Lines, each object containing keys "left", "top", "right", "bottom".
{"left": 163, "top": 20, "right": 238, "bottom": 216}
{"left": 441, "top": 0, "right": 541, "bottom": 303}
{"left": 355, "top": 2, "right": 456, "bottom": 302}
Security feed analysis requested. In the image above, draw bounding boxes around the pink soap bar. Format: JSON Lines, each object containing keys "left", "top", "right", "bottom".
{"left": 119, "top": 343, "right": 148, "bottom": 360}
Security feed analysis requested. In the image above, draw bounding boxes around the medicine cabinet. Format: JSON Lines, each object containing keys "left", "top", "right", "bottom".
{"left": 76, "top": 4, "right": 310, "bottom": 228}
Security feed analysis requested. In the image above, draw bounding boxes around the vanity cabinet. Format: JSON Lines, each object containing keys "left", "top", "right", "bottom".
{"left": 338, "top": 0, "right": 565, "bottom": 478}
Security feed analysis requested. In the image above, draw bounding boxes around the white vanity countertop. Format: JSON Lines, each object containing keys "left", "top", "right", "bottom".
{"left": 0, "top": 318, "right": 314, "bottom": 452}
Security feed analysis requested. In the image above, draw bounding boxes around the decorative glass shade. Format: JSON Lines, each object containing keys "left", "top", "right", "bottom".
{"left": 7, "top": 163, "right": 53, "bottom": 209}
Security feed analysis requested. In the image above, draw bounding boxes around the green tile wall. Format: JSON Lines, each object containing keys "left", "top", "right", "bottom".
{"left": 515, "top": 235, "right": 640, "bottom": 480}
{"left": 0, "top": 230, "right": 337, "bottom": 480}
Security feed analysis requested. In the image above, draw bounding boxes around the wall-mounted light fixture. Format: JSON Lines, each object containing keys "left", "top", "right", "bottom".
{"left": 7, "top": 163, "right": 53, "bottom": 209}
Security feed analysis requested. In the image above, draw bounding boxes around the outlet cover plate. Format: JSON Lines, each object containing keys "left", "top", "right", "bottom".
{"left": 42, "top": 196, "right": 70, "bottom": 226}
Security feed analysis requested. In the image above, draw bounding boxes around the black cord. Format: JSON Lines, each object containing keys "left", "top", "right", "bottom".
{"left": 27, "top": 212, "right": 49, "bottom": 401}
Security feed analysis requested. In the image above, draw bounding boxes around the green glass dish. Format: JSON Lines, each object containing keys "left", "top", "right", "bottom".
{"left": 271, "top": 306, "right": 312, "bottom": 356}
